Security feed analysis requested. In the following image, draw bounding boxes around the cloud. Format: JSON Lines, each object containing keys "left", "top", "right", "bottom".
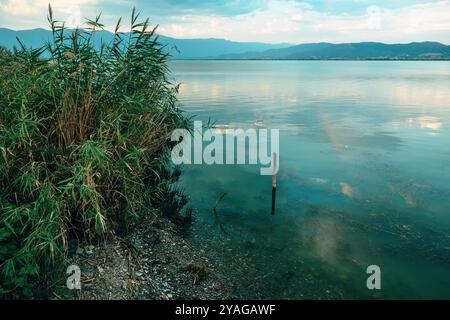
{"left": 1, "top": 0, "right": 449, "bottom": 44}
{"left": 158, "top": 0, "right": 450, "bottom": 44}
{"left": 0, "top": 0, "right": 98, "bottom": 15}
{"left": 161, "top": 0, "right": 267, "bottom": 16}
{"left": 158, "top": 0, "right": 308, "bottom": 41}
{"left": 0, "top": 0, "right": 105, "bottom": 28}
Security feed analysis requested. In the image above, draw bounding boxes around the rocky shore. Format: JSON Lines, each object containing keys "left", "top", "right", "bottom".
{"left": 64, "top": 216, "right": 234, "bottom": 300}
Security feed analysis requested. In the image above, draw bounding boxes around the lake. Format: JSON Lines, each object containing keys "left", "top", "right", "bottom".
{"left": 169, "top": 60, "right": 450, "bottom": 299}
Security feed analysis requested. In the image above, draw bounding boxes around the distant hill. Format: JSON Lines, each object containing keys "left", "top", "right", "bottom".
{"left": 0, "top": 28, "right": 290, "bottom": 59}
{"left": 214, "top": 42, "right": 450, "bottom": 60}
{"left": 2, "top": 28, "right": 448, "bottom": 60}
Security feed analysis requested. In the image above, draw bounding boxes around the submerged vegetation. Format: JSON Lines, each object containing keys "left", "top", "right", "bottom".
{"left": 0, "top": 7, "right": 191, "bottom": 298}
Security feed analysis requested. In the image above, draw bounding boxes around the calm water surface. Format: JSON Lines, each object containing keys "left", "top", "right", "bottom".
{"left": 169, "top": 61, "right": 450, "bottom": 299}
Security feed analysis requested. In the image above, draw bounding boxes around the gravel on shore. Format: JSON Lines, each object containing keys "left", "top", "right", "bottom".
{"left": 64, "top": 216, "right": 234, "bottom": 300}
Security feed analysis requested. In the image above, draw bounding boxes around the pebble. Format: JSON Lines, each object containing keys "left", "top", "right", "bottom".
{"left": 85, "top": 245, "right": 95, "bottom": 255}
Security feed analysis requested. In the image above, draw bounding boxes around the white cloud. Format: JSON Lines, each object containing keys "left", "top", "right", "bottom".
{"left": 158, "top": 0, "right": 306, "bottom": 41}
{"left": 158, "top": 0, "right": 450, "bottom": 44}
{"left": 0, "top": 0, "right": 100, "bottom": 28}
{"left": 1, "top": 0, "right": 449, "bottom": 43}
{"left": 0, "top": 0, "right": 98, "bottom": 15}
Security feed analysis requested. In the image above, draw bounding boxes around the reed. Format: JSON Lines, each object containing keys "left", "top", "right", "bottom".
{"left": 0, "top": 6, "right": 189, "bottom": 297}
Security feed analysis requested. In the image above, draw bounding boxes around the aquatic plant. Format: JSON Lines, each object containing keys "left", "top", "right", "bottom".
{"left": 0, "top": 6, "right": 189, "bottom": 297}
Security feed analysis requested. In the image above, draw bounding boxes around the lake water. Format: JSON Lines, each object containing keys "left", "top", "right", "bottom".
{"left": 169, "top": 61, "right": 450, "bottom": 299}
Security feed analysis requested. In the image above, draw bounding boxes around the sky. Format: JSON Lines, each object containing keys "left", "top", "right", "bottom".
{"left": 0, "top": 0, "right": 449, "bottom": 44}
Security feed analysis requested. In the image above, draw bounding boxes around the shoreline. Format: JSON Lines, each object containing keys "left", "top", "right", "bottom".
{"left": 64, "top": 215, "right": 234, "bottom": 300}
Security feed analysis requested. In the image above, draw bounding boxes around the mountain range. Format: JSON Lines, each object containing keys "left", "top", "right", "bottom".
{"left": 0, "top": 27, "right": 290, "bottom": 60}
{"left": 1, "top": 28, "right": 449, "bottom": 60}
{"left": 215, "top": 42, "right": 450, "bottom": 60}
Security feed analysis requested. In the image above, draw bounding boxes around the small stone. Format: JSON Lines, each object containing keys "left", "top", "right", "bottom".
{"left": 76, "top": 247, "right": 84, "bottom": 255}
{"left": 85, "top": 245, "right": 95, "bottom": 255}
{"left": 97, "top": 266, "right": 104, "bottom": 273}
{"left": 167, "top": 294, "right": 173, "bottom": 299}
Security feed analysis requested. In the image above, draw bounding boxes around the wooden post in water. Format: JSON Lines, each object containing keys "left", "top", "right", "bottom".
{"left": 271, "top": 152, "right": 278, "bottom": 215}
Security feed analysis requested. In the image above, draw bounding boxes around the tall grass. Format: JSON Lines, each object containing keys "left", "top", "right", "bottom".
{"left": 0, "top": 6, "right": 190, "bottom": 297}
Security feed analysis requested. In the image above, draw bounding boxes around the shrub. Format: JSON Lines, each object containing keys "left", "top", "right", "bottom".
{"left": 0, "top": 6, "right": 190, "bottom": 297}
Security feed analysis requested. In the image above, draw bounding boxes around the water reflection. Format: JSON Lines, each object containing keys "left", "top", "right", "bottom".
{"left": 171, "top": 61, "right": 450, "bottom": 299}
{"left": 340, "top": 182, "right": 355, "bottom": 198}
{"left": 407, "top": 116, "right": 443, "bottom": 131}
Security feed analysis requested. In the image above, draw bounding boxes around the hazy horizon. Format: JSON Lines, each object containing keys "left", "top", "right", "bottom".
{"left": 1, "top": 26, "right": 449, "bottom": 47}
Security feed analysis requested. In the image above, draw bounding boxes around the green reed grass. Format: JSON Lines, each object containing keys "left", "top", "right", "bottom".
{"left": 0, "top": 6, "right": 190, "bottom": 297}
